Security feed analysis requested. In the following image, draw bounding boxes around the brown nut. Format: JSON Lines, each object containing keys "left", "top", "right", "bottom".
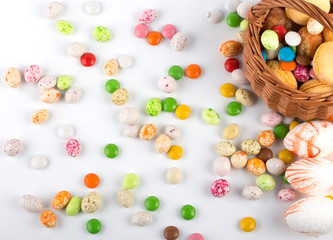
{"left": 297, "top": 27, "right": 323, "bottom": 59}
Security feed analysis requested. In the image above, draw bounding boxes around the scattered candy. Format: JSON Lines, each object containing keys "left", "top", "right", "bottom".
{"left": 240, "top": 217, "right": 256, "bottom": 232}
{"left": 31, "top": 155, "right": 48, "bottom": 169}
{"left": 117, "top": 55, "right": 134, "bottom": 69}
{"left": 226, "top": 12, "right": 242, "bottom": 28}
{"left": 80, "top": 53, "right": 96, "bottom": 67}
{"left": 32, "top": 109, "right": 49, "bottom": 124}
{"left": 171, "top": 32, "right": 188, "bottom": 51}
{"left": 261, "top": 111, "right": 282, "bottom": 127}
{"left": 224, "top": 58, "right": 239, "bottom": 72}
{"left": 231, "top": 69, "right": 249, "bottom": 85}
{"left": 181, "top": 204, "right": 196, "bottom": 220}
{"left": 278, "top": 149, "right": 294, "bottom": 164}
{"left": 266, "top": 158, "right": 286, "bottom": 175}
{"left": 257, "top": 148, "right": 273, "bottom": 162}
{"left": 162, "top": 97, "right": 178, "bottom": 112}
{"left": 84, "top": 1, "right": 102, "bottom": 15}
{"left": 52, "top": 191, "right": 70, "bottom": 210}
{"left": 40, "top": 88, "right": 60, "bottom": 103}
{"left": 56, "top": 20, "right": 73, "bottom": 35}
{"left": 256, "top": 174, "right": 275, "bottom": 191}
{"left": 81, "top": 191, "right": 101, "bottom": 213}
{"left": 5, "top": 67, "right": 21, "bottom": 88}
{"left": 132, "top": 211, "right": 153, "bottom": 226}
{"left": 68, "top": 42, "right": 85, "bottom": 58}
{"left": 165, "top": 125, "right": 181, "bottom": 140}
{"left": 45, "top": 1, "right": 63, "bottom": 19}
{"left": 272, "top": 25, "right": 287, "bottom": 42}
{"left": 146, "top": 98, "right": 162, "bottom": 116}
{"left": 123, "top": 173, "right": 139, "bottom": 190}
{"left": 226, "top": 101, "right": 242, "bottom": 116}
{"left": 159, "top": 76, "right": 177, "bottom": 93}
{"left": 205, "top": 9, "right": 223, "bottom": 24}
{"left": 189, "top": 233, "right": 204, "bottom": 240}
{"left": 167, "top": 167, "right": 183, "bottom": 184}
{"left": 147, "top": 31, "right": 162, "bottom": 46}
{"left": 241, "top": 139, "right": 261, "bottom": 155}
{"left": 168, "top": 65, "right": 184, "bottom": 80}
{"left": 230, "top": 151, "right": 248, "bottom": 168}
{"left": 58, "top": 124, "right": 74, "bottom": 139}
{"left": 144, "top": 196, "right": 160, "bottom": 211}
{"left": 65, "top": 87, "right": 81, "bottom": 104}
{"left": 282, "top": 172, "right": 290, "bottom": 185}
{"left": 220, "top": 40, "right": 242, "bottom": 57}
{"left": 119, "top": 107, "right": 139, "bottom": 125}
{"left": 242, "top": 185, "right": 263, "bottom": 200}
{"left": 105, "top": 79, "right": 120, "bottom": 94}
{"left": 216, "top": 141, "right": 236, "bottom": 157}
{"left": 185, "top": 64, "right": 201, "bottom": 79}
{"left": 307, "top": 18, "right": 324, "bottom": 35}
{"left": 112, "top": 88, "right": 129, "bottom": 105}
{"left": 104, "top": 59, "right": 119, "bottom": 76}
{"left": 66, "top": 139, "right": 80, "bottom": 157}
{"left": 235, "top": 88, "right": 253, "bottom": 106}
{"left": 278, "top": 188, "right": 296, "bottom": 202}
{"left": 86, "top": 219, "right": 102, "bottom": 234}
{"left": 84, "top": 173, "right": 100, "bottom": 188}
{"left": 138, "top": 9, "right": 157, "bottom": 24}
{"left": 104, "top": 143, "right": 119, "bottom": 158}
{"left": 25, "top": 65, "right": 42, "bottom": 83}
{"left": 273, "top": 124, "right": 289, "bottom": 139}
{"left": 4, "top": 139, "right": 23, "bottom": 157}
{"left": 40, "top": 210, "right": 56, "bottom": 228}
{"left": 162, "top": 24, "right": 177, "bottom": 39}
{"left": 211, "top": 179, "right": 230, "bottom": 197}
{"left": 222, "top": 123, "right": 240, "bottom": 140}
{"left": 20, "top": 195, "right": 43, "bottom": 212}
{"left": 38, "top": 76, "right": 57, "bottom": 90}
{"left": 139, "top": 123, "right": 157, "bottom": 140}
{"left": 118, "top": 189, "right": 133, "bottom": 208}
{"left": 293, "top": 65, "right": 310, "bottom": 82}
{"left": 164, "top": 226, "right": 180, "bottom": 240}
{"left": 279, "top": 47, "right": 295, "bottom": 62}
{"left": 94, "top": 26, "right": 111, "bottom": 42}
{"left": 124, "top": 124, "right": 141, "bottom": 138}
{"left": 258, "top": 130, "right": 275, "bottom": 147}
{"left": 175, "top": 104, "right": 191, "bottom": 120}
{"left": 134, "top": 23, "right": 149, "bottom": 38}
{"left": 155, "top": 134, "right": 171, "bottom": 154}
{"left": 213, "top": 156, "right": 231, "bottom": 177}
{"left": 247, "top": 158, "right": 266, "bottom": 176}
{"left": 285, "top": 31, "right": 301, "bottom": 47}
{"left": 261, "top": 30, "right": 279, "bottom": 50}
{"left": 168, "top": 145, "right": 183, "bottom": 160}
{"left": 57, "top": 75, "right": 72, "bottom": 90}
{"left": 202, "top": 108, "right": 220, "bottom": 125}
{"left": 66, "top": 196, "right": 82, "bottom": 216}
{"left": 224, "top": 0, "right": 240, "bottom": 12}
{"left": 220, "top": 83, "right": 236, "bottom": 98}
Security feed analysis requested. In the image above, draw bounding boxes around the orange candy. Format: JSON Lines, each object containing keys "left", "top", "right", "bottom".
{"left": 52, "top": 191, "right": 71, "bottom": 210}
{"left": 139, "top": 123, "right": 157, "bottom": 140}
{"left": 147, "top": 31, "right": 162, "bottom": 46}
{"left": 40, "top": 210, "right": 57, "bottom": 228}
{"left": 258, "top": 130, "right": 275, "bottom": 147}
{"left": 247, "top": 158, "right": 266, "bottom": 176}
{"left": 281, "top": 60, "right": 297, "bottom": 71}
{"left": 84, "top": 173, "right": 100, "bottom": 188}
{"left": 185, "top": 64, "right": 201, "bottom": 79}
{"left": 220, "top": 40, "right": 242, "bottom": 57}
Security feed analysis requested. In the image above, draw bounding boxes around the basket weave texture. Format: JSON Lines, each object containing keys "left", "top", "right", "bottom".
{"left": 243, "top": 0, "right": 333, "bottom": 120}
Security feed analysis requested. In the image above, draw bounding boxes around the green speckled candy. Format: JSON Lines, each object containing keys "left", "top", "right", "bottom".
{"left": 56, "top": 20, "right": 73, "bottom": 35}
{"left": 240, "top": 20, "right": 248, "bottom": 31}
{"left": 146, "top": 98, "right": 162, "bottom": 116}
{"left": 261, "top": 30, "right": 279, "bottom": 50}
{"left": 202, "top": 108, "right": 220, "bottom": 125}
{"left": 256, "top": 174, "right": 275, "bottom": 191}
{"left": 57, "top": 75, "right": 72, "bottom": 90}
{"left": 94, "top": 26, "right": 111, "bottom": 42}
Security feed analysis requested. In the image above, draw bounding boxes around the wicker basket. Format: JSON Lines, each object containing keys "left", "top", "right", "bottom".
{"left": 243, "top": 0, "right": 333, "bottom": 120}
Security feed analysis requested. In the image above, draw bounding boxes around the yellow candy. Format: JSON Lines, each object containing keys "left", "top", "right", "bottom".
{"left": 289, "top": 121, "right": 300, "bottom": 130}
{"left": 240, "top": 217, "right": 256, "bottom": 232}
{"left": 175, "top": 105, "right": 191, "bottom": 120}
{"left": 220, "top": 83, "right": 236, "bottom": 98}
{"left": 278, "top": 149, "right": 294, "bottom": 164}
{"left": 168, "top": 145, "right": 183, "bottom": 160}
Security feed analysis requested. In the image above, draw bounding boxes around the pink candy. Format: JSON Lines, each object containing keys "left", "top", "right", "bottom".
{"left": 189, "top": 233, "right": 205, "bottom": 240}
{"left": 261, "top": 111, "right": 282, "bottom": 127}
{"left": 24, "top": 65, "right": 43, "bottom": 83}
{"left": 211, "top": 179, "right": 230, "bottom": 198}
{"left": 134, "top": 23, "right": 149, "bottom": 38}
{"left": 161, "top": 24, "right": 177, "bottom": 39}
{"left": 278, "top": 188, "right": 296, "bottom": 202}
{"left": 309, "top": 68, "right": 317, "bottom": 79}
{"left": 293, "top": 65, "right": 310, "bottom": 82}
{"left": 138, "top": 9, "right": 157, "bottom": 24}
{"left": 66, "top": 139, "right": 80, "bottom": 157}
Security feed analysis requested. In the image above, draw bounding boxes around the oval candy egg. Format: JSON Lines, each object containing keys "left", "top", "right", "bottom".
{"left": 81, "top": 191, "right": 102, "bottom": 213}
{"left": 20, "top": 194, "right": 43, "bottom": 212}
{"left": 5, "top": 67, "right": 21, "bottom": 88}
{"left": 40, "top": 210, "right": 57, "bottom": 228}
{"left": 38, "top": 76, "right": 57, "bottom": 90}
{"left": 171, "top": 32, "right": 188, "bottom": 51}
{"left": 138, "top": 9, "right": 157, "bottom": 24}
{"left": 155, "top": 134, "right": 171, "bottom": 154}
{"left": 52, "top": 191, "right": 71, "bottom": 210}
{"left": 40, "top": 89, "right": 60, "bottom": 103}
{"left": 66, "top": 139, "right": 80, "bottom": 157}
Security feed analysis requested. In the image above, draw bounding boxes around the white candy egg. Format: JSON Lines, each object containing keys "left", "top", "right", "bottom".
{"left": 132, "top": 211, "right": 153, "bottom": 226}
{"left": 68, "top": 42, "right": 85, "bottom": 58}
{"left": 237, "top": 2, "right": 251, "bottom": 19}
{"left": 4, "top": 139, "right": 23, "bottom": 157}
{"left": 225, "top": 0, "right": 240, "bottom": 12}
{"left": 124, "top": 124, "right": 141, "bottom": 138}
{"left": 307, "top": 18, "right": 324, "bottom": 35}
{"left": 266, "top": 158, "right": 286, "bottom": 176}
{"left": 84, "top": 1, "right": 102, "bottom": 15}
{"left": 31, "top": 155, "right": 48, "bottom": 170}
{"left": 213, "top": 156, "right": 231, "bottom": 177}
{"left": 20, "top": 194, "right": 43, "bottom": 212}
{"left": 45, "top": 1, "right": 63, "bottom": 19}
{"left": 38, "top": 76, "right": 57, "bottom": 90}
{"left": 57, "top": 124, "right": 75, "bottom": 139}
{"left": 242, "top": 185, "right": 263, "bottom": 200}
{"left": 165, "top": 125, "right": 181, "bottom": 140}
{"left": 171, "top": 32, "right": 188, "bottom": 52}
{"left": 159, "top": 76, "right": 177, "bottom": 93}
{"left": 285, "top": 31, "right": 302, "bottom": 47}
{"left": 119, "top": 107, "right": 139, "bottom": 125}
{"left": 231, "top": 69, "right": 250, "bottom": 85}
{"left": 205, "top": 9, "right": 223, "bottom": 24}
{"left": 65, "top": 87, "right": 81, "bottom": 104}
{"left": 117, "top": 55, "right": 134, "bottom": 69}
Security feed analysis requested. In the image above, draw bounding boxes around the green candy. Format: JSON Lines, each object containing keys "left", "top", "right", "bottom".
{"left": 226, "top": 13, "right": 242, "bottom": 27}
{"left": 290, "top": 46, "right": 297, "bottom": 53}
{"left": 56, "top": 20, "right": 73, "bottom": 35}
{"left": 282, "top": 172, "right": 290, "bottom": 185}
{"left": 181, "top": 204, "right": 196, "bottom": 220}
{"left": 261, "top": 30, "right": 279, "bottom": 50}
{"left": 226, "top": 101, "right": 242, "bottom": 116}
{"left": 168, "top": 65, "right": 184, "bottom": 80}
{"left": 123, "top": 173, "right": 138, "bottom": 190}
{"left": 105, "top": 79, "right": 120, "bottom": 94}
{"left": 144, "top": 196, "right": 160, "bottom": 211}
{"left": 202, "top": 108, "right": 220, "bottom": 125}
{"left": 94, "top": 26, "right": 111, "bottom": 42}
{"left": 104, "top": 143, "right": 119, "bottom": 158}
{"left": 162, "top": 97, "right": 178, "bottom": 112}
{"left": 57, "top": 75, "right": 72, "bottom": 90}
{"left": 146, "top": 97, "right": 162, "bottom": 116}
{"left": 86, "top": 219, "right": 102, "bottom": 234}
{"left": 240, "top": 20, "right": 248, "bottom": 31}
{"left": 256, "top": 174, "right": 275, "bottom": 191}
{"left": 273, "top": 124, "right": 289, "bottom": 140}
{"left": 66, "top": 196, "right": 82, "bottom": 216}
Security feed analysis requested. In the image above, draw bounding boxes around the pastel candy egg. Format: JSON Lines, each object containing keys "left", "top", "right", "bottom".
{"left": 145, "top": 98, "right": 162, "bottom": 116}
{"left": 58, "top": 124, "right": 75, "bottom": 139}
{"left": 132, "top": 211, "right": 153, "bottom": 226}
{"left": 52, "top": 191, "right": 71, "bottom": 210}
{"left": 224, "top": 0, "right": 240, "bottom": 12}
{"left": 139, "top": 124, "right": 157, "bottom": 140}
{"left": 155, "top": 134, "right": 171, "bottom": 154}
{"left": 5, "top": 67, "right": 21, "bottom": 88}
{"left": 32, "top": 109, "right": 48, "bottom": 124}
{"left": 261, "top": 111, "right": 282, "bottom": 127}
{"left": 138, "top": 9, "right": 157, "bottom": 24}
{"left": 241, "top": 139, "right": 261, "bottom": 155}
{"left": 189, "top": 233, "right": 204, "bottom": 240}
{"left": 20, "top": 194, "right": 43, "bottom": 212}
{"left": 220, "top": 40, "right": 242, "bottom": 57}
{"left": 282, "top": 116, "right": 295, "bottom": 125}
{"left": 84, "top": 1, "right": 102, "bottom": 15}
{"left": 167, "top": 167, "right": 183, "bottom": 184}
{"left": 24, "top": 65, "right": 42, "bottom": 83}
{"left": 31, "top": 155, "right": 48, "bottom": 170}
{"left": 4, "top": 139, "right": 23, "bottom": 157}
{"left": 66, "top": 196, "right": 82, "bottom": 216}
{"left": 56, "top": 20, "right": 73, "bottom": 35}
{"left": 124, "top": 124, "right": 140, "bottom": 138}
{"left": 159, "top": 76, "right": 177, "bottom": 93}
{"left": 258, "top": 130, "right": 275, "bottom": 147}
{"left": 58, "top": 74, "right": 71, "bottom": 88}
{"left": 285, "top": 31, "right": 301, "bottom": 47}
{"left": 38, "top": 76, "right": 57, "bottom": 90}
{"left": 123, "top": 173, "right": 139, "bottom": 190}
{"left": 242, "top": 185, "right": 263, "bottom": 200}
{"left": 211, "top": 179, "right": 230, "bottom": 197}
{"left": 202, "top": 108, "right": 220, "bottom": 125}
{"left": 81, "top": 192, "right": 102, "bottom": 213}
{"left": 117, "top": 55, "right": 134, "bottom": 69}
{"left": 237, "top": 2, "right": 251, "bottom": 18}
{"left": 119, "top": 107, "right": 139, "bottom": 125}
{"left": 134, "top": 23, "right": 149, "bottom": 38}
{"left": 165, "top": 125, "right": 181, "bottom": 140}
{"left": 307, "top": 18, "right": 324, "bottom": 35}
{"left": 112, "top": 88, "right": 129, "bottom": 106}
{"left": 40, "top": 210, "right": 56, "bottom": 228}
{"left": 40, "top": 89, "right": 60, "bottom": 103}
{"left": 235, "top": 88, "right": 253, "bottom": 106}
{"left": 256, "top": 174, "right": 275, "bottom": 191}
{"left": 171, "top": 32, "right": 188, "bottom": 51}
{"left": 293, "top": 65, "right": 310, "bottom": 82}
{"left": 45, "top": 1, "right": 63, "bottom": 19}
{"left": 223, "top": 123, "right": 240, "bottom": 140}
{"left": 216, "top": 141, "right": 236, "bottom": 157}
{"left": 247, "top": 158, "right": 266, "bottom": 175}
{"left": 261, "top": 30, "right": 279, "bottom": 50}
{"left": 104, "top": 59, "right": 119, "bottom": 76}
{"left": 309, "top": 68, "right": 317, "bottom": 79}
{"left": 266, "top": 158, "right": 286, "bottom": 175}
{"left": 161, "top": 24, "right": 177, "bottom": 39}
{"left": 213, "top": 156, "right": 231, "bottom": 177}
{"left": 68, "top": 42, "right": 85, "bottom": 58}
{"left": 231, "top": 69, "right": 250, "bottom": 85}
{"left": 278, "top": 188, "right": 296, "bottom": 202}
{"left": 66, "top": 139, "right": 80, "bottom": 157}
{"left": 205, "top": 9, "right": 223, "bottom": 24}
{"left": 65, "top": 87, "right": 81, "bottom": 104}
{"left": 279, "top": 47, "right": 295, "bottom": 62}
{"left": 230, "top": 151, "right": 248, "bottom": 168}
{"left": 117, "top": 189, "right": 133, "bottom": 208}
{"left": 94, "top": 26, "right": 111, "bottom": 42}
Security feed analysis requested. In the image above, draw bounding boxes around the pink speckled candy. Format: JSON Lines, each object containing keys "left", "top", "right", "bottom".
{"left": 24, "top": 65, "right": 43, "bottom": 83}
{"left": 66, "top": 139, "right": 80, "bottom": 157}
{"left": 309, "top": 68, "right": 317, "bottom": 79}
{"left": 4, "top": 139, "right": 23, "bottom": 157}
{"left": 138, "top": 9, "right": 157, "bottom": 24}
{"left": 189, "top": 233, "right": 205, "bottom": 240}
{"left": 211, "top": 179, "right": 230, "bottom": 198}
{"left": 293, "top": 65, "right": 310, "bottom": 82}
{"left": 161, "top": 24, "right": 177, "bottom": 39}
{"left": 261, "top": 111, "right": 282, "bottom": 127}
{"left": 134, "top": 23, "right": 149, "bottom": 38}
{"left": 159, "top": 76, "right": 177, "bottom": 93}
{"left": 278, "top": 188, "right": 296, "bottom": 202}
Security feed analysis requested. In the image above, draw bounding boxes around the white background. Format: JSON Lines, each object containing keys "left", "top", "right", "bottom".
{"left": 0, "top": 0, "right": 331, "bottom": 239}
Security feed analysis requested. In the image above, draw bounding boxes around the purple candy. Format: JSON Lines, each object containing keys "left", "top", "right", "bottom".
{"left": 293, "top": 65, "right": 310, "bottom": 82}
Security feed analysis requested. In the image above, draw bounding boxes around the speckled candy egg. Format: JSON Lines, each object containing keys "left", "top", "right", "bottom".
{"left": 165, "top": 125, "right": 181, "bottom": 140}
{"left": 216, "top": 141, "right": 236, "bottom": 157}
{"left": 138, "top": 9, "right": 157, "bottom": 24}
{"left": 40, "top": 210, "right": 56, "bottom": 228}
{"left": 258, "top": 130, "right": 275, "bottom": 147}
{"left": 4, "top": 139, "right": 23, "bottom": 157}
{"left": 119, "top": 107, "right": 139, "bottom": 125}
{"left": 241, "top": 139, "right": 261, "bottom": 155}
{"left": 118, "top": 189, "right": 133, "bottom": 208}
{"left": 5, "top": 67, "right": 21, "bottom": 88}
{"left": 231, "top": 69, "right": 250, "bottom": 85}
{"left": 139, "top": 124, "right": 157, "bottom": 140}
{"left": 266, "top": 158, "right": 286, "bottom": 175}
{"left": 40, "top": 89, "right": 60, "bottom": 103}
{"left": 261, "top": 30, "right": 279, "bottom": 50}
{"left": 146, "top": 98, "right": 162, "bottom": 116}
{"left": 65, "top": 87, "right": 81, "bottom": 104}
{"left": 132, "top": 211, "right": 153, "bottom": 226}
{"left": 242, "top": 185, "right": 263, "bottom": 200}
{"left": 104, "top": 59, "right": 119, "bottom": 76}
{"left": 256, "top": 174, "right": 275, "bottom": 191}
{"left": 66, "top": 139, "right": 80, "bottom": 157}
{"left": 293, "top": 65, "right": 310, "bottom": 82}
{"left": 32, "top": 109, "right": 48, "bottom": 124}
{"left": 112, "top": 88, "right": 129, "bottom": 106}
{"left": 124, "top": 124, "right": 141, "bottom": 138}
{"left": 261, "top": 111, "right": 282, "bottom": 127}
{"left": 52, "top": 191, "right": 71, "bottom": 209}
{"left": 25, "top": 65, "right": 43, "bottom": 83}
{"left": 155, "top": 134, "right": 171, "bottom": 154}
{"left": 159, "top": 76, "right": 177, "bottom": 93}
{"left": 307, "top": 18, "right": 324, "bottom": 35}
{"left": 213, "top": 156, "right": 231, "bottom": 177}
{"left": 38, "top": 76, "right": 57, "bottom": 90}
{"left": 235, "top": 88, "right": 254, "bottom": 106}
{"left": 45, "top": 1, "right": 63, "bottom": 19}
{"left": 81, "top": 191, "right": 101, "bottom": 213}
{"left": 247, "top": 158, "right": 266, "bottom": 175}
{"left": 211, "top": 179, "right": 230, "bottom": 197}
{"left": 171, "top": 32, "right": 188, "bottom": 51}
{"left": 167, "top": 167, "right": 183, "bottom": 184}
{"left": 68, "top": 42, "right": 85, "bottom": 58}
{"left": 220, "top": 40, "right": 242, "bottom": 57}
{"left": 230, "top": 151, "right": 248, "bottom": 168}
{"left": 278, "top": 188, "right": 296, "bottom": 202}
{"left": 20, "top": 194, "right": 43, "bottom": 212}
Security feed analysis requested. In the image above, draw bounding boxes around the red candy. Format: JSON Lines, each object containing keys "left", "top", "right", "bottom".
{"left": 224, "top": 58, "right": 239, "bottom": 73}
{"left": 211, "top": 179, "right": 230, "bottom": 197}
{"left": 80, "top": 53, "right": 96, "bottom": 67}
{"left": 272, "top": 25, "right": 287, "bottom": 42}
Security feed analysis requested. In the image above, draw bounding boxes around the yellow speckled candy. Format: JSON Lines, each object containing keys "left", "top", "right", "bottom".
{"left": 216, "top": 141, "right": 236, "bottom": 156}
{"left": 81, "top": 192, "right": 101, "bottom": 213}
{"left": 104, "top": 59, "right": 119, "bottom": 76}
{"left": 266, "top": 61, "right": 297, "bottom": 89}
{"left": 52, "top": 191, "right": 71, "bottom": 210}
{"left": 112, "top": 88, "right": 129, "bottom": 106}
{"left": 32, "top": 109, "right": 49, "bottom": 124}
{"left": 5, "top": 67, "right": 21, "bottom": 88}
{"left": 241, "top": 139, "right": 261, "bottom": 155}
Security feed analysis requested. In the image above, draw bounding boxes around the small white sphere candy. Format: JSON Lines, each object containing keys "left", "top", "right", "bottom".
{"left": 84, "top": 1, "right": 102, "bottom": 15}
{"left": 285, "top": 31, "right": 302, "bottom": 47}
{"left": 57, "top": 124, "right": 75, "bottom": 139}
{"left": 242, "top": 185, "right": 263, "bottom": 200}
{"left": 205, "top": 9, "right": 223, "bottom": 24}
{"left": 124, "top": 124, "right": 141, "bottom": 138}
{"left": 165, "top": 125, "right": 181, "bottom": 140}
{"left": 65, "top": 87, "right": 82, "bottom": 104}
{"left": 237, "top": 2, "right": 251, "bottom": 19}
{"left": 266, "top": 158, "right": 286, "bottom": 175}
{"left": 167, "top": 167, "right": 183, "bottom": 184}
{"left": 31, "top": 155, "right": 48, "bottom": 170}
{"left": 119, "top": 107, "right": 140, "bottom": 125}
{"left": 117, "top": 55, "right": 134, "bottom": 69}
{"left": 4, "top": 139, "right": 23, "bottom": 157}
{"left": 225, "top": 0, "right": 240, "bottom": 12}
{"left": 159, "top": 76, "right": 177, "bottom": 93}
{"left": 45, "top": 1, "right": 63, "bottom": 19}
{"left": 213, "top": 156, "right": 231, "bottom": 177}
{"left": 231, "top": 69, "right": 250, "bottom": 85}
{"left": 307, "top": 18, "right": 324, "bottom": 35}
{"left": 68, "top": 42, "right": 85, "bottom": 58}
{"left": 278, "top": 188, "right": 296, "bottom": 202}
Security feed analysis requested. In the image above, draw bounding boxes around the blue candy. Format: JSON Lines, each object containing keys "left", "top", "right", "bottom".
{"left": 279, "top": 47, "right": 295, "bottom": 62}
{"left": 261, "top": 50, "right": 267, "bottom": 62}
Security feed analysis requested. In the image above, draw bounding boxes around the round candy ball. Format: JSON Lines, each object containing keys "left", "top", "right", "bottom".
{"left": 258, "top": 130, "right": 275, "bottom": 147}
{"left": 261, "top": 30, "right": 279, "bottom": 50}
{"left": 226, "top": 101, "right": 242, "bottom": 116}
{"left": 164, "top": 226, "right": 180, "bottom": 240}
{"left": 247, "top": 158, "right": 266, "bottom": 176}
{"left": 105, "top": 79, "right": 120, "bottom": 94}
{"left": 144, "top": 196, "right": 160, "bottom": 211}
{"left": 168, "top": 145, "right": 183, "bottom": 160}
{"left": 293, "top": 65, "right": 310, "bottom": 82}
{"left": 181, "top": 204, "right": 196, "bottom": 220}
{"left": 185, "top": 64, "right": 201, "bottom": 79}
{"left": 266, "top": 158, "right": 286, "bottom": 175}
{"left": 273, "top": 124, "right": 289, "bottom": 139}
{"left": 123, "top": 173, "right": 138, "bottom": 190}
{"left": 279, "top": 47, "right": 295, "bottom": 62}
{"left": 147, "top": 31, "right": 162, "bottom": 46}
{"left": 257, "top": 148, "right": 273, "bottom": 162}
{"left": 31, "top": 155, "right": 48, "bottom": 170}
{"left": 167, "top": 167, "right": 183, "bottom": 184}
{"left": 256, "top": 174, "right": 275, "bottom": 191}
{"left": 57, "top": 124, "right": 74, "bottom": 139}
{"left": 216, "top": 141, "right": 236, "bottom": 157}
{"left": 175, "top": 105, "right": 191, "bottom": 120}
{"left": 84, "top": 173, "right": 100, "bottom": 188}
{"left": 307, "top": 18, "right": 324, "bottom": 35}
{"left": 285, "top": 31, "right": 301, "bottom": 47}
{"left": 242, "top": 185, "right": 263, "bottom": 200}
{"left": 45, "top": 1, "right": 63, "bottom": 19}
{"left": 240, "top": 217, "right": 256, "bottom": 232}
{"left": 66, "top": 139, "right": 80, "bottom": 157}
{"left": 86, "top": 219, "right": 102, "bottom": 234}
{"left": 211, "top": 179, "right": 230, "bottom": 197}
{"left": 104, "top": 143, "right": 119, "bottom": 158}
{"left": 94, "top": 26, "right": 111, "bottom": 42}
{"left": 241, "top": 139, "right": 261, "bottom": 155}
{"left": 205, "top": 8, "right": 223, "bottom": 24}
{"left": 4, "top": 139, "right": 23, "bottom": 157}
{"left": 220, "top": 83, "right": 236, "bottom": 98}
{"left": 159, "top": 76, "right": 177, "bottom": 93}
{"left": 139, "top": 124, "right": 157, "bottom": 140}
{"left": 224, "top": 58, "right": 239, "bottom": 73}
{"left": 84, "top": 1, "right": 102, "bottom": 15}
{"left": 278, "top": 188, "right": 296, "bottom": 202}
{"left": 261, "top": 111, "right": 282, "bottom": 127}
{"left": 162, "top": 97, "right": 178, "bottom": 112}
{"left": 230, "top": 151, "right": 248, "bottom": 168}
{"left": 146, "top": 98, "right": 162, "bottom": 116}
{"left": 124, "top": 124, "right": 141, "bottom": 138}
{"left": 80, "top": 53, "right": 96, "bottom": 67}
{"left": 165, "top": 125, "right": 181, "bottom": 140}
{"left": 189, "top": 233, "right": 204, "bottom": 240}
{"left": 168, "top": 65, "right": 184, "bottom": 80}
{"left": 161, "top": 24, "right": 177, "bottom": 39}
{"left": 134, "top": 23, "right": 149, "bottom": 38}
{"left": 119, "top": 107, "right": 139, "bottom": 125}
{"left": 213, "top": 156, "right": 231, "bottom": 177}
{"left": 68, "top": 42, "right": 85, "bottom": 58}
{"left": 226, "top": 12, "right": 242, "bottom": 27}
{"left": 278, "top": 149, "right": 294, "bottom": 164}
